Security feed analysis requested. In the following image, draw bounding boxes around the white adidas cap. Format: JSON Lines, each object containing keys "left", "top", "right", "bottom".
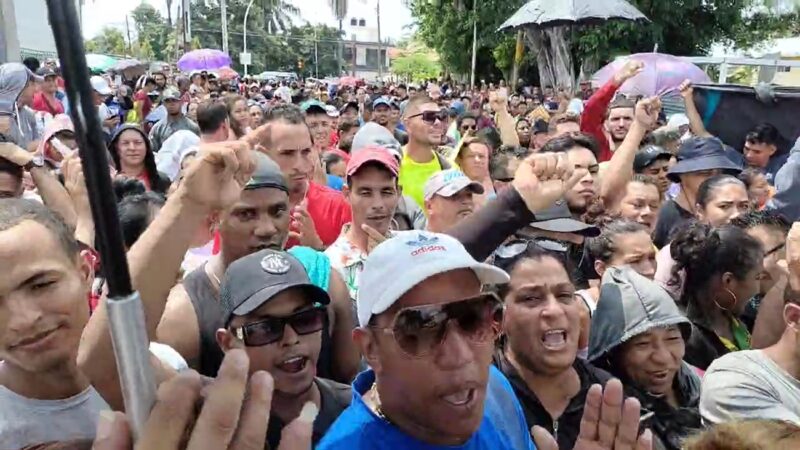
{"left": 356, "top": 231, "right": 509, "bottom": 327}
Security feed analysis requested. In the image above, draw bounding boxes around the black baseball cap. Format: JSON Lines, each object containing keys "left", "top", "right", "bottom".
{"left": 246, "top": 152, "right": 288, "bottom": 192}
{"left": 633, "top": 145, "right": 672, "bottom": 173}
{"left": 532, "top": 119, "right": 549, "bottom": 135}
{"left": 220, "top": 249, "right": 331, "bottom": 325}
{"left": 36, "top": 67, "right": 57, "bottom": 78}
{"left": 520, "top": 199, "right": 600, "bottom": 237}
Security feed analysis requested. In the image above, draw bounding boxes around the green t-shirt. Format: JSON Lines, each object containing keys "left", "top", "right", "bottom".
{"left": 399, "top": 148, "right": 442, "bottom": 209}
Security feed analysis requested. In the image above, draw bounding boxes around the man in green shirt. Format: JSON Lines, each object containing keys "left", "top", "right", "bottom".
{"left": 398, "top": 94, "right": 452, "bottom": 208}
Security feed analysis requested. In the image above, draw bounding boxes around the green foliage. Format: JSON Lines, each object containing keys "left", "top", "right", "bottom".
{"left": 391, "top": 52, "right": 441, "bottom": 81}
{"left": 190, "top": 0, "right": 343, "bottom": 76}
{"left": 131, "top": 3, "right": 171, "bottom": 61}
{"left": 410, "top": 0, "right": 800, "bottom": 83}
{"left": 85, "top": 27, "right": 128, "bottom": 56}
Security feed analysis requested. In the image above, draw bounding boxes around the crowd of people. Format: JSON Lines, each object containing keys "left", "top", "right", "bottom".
{"left": 1, "top": 54, "right": 800, "bottom": 450}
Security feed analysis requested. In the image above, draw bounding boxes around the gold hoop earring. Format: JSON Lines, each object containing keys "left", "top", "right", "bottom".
{"left": 713, "top": 288, "right": 738, "bottom": 312}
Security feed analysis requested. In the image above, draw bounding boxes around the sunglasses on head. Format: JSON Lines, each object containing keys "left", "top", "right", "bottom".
{"left": 232, "top": 303, "right": 327, "bottom": 347}
{"left": 369, "top": 293, "right": 503, "bottom": 358}
{"left": 409, "top": 109, "right": 448, "bottom": 124}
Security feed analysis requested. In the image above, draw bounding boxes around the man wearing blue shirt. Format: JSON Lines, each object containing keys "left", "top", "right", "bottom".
{"left": 319, "top": 230, "right": 535, "bottom": 450}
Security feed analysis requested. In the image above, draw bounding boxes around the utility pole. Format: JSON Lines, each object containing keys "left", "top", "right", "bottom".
{"left": 125, "top": 15, "right": 133, "bottom": 56}
{"left": 221, "top": 0, "right": 229, "bottom": 55}
{"left": 243, "top": 0, "right": 256, "bottom": 77}
{"left": 314, "top": 28, "right": 319, "bottom": 78}
{"left": 183, "top": 0, "right": 192, "bottom": 49}
{"left": 376, "top": 0, "right": 382, "bottom": 80}
{"left": 470, "top": 2, "right": 477, "bottom": 89}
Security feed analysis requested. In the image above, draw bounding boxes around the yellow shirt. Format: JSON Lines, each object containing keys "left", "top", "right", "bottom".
{"left": 399, "top": 148, "right": 442, "bottom": 209}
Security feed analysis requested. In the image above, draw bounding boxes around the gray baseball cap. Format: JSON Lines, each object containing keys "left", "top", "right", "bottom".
{"left": 220, "top": 249, "right": 331, "bottom": 326}
{"left": 423, "top": 169, "right": 484, "bottom": 202}
{"left": 246, "top": 152, "right": 288, "bottom": 192}
{"left": 161, "top": 87, "right": 181, "bottom": 101}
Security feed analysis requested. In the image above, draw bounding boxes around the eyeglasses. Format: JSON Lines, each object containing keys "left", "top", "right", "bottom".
{"left": 460, "top": 124, "right": 477, "bottom": 132}
{"left": 495, "top": 239, "right": 568, "bottom": 259}
{"left": 232, "top": 303, "right": 327, "bottom": 347}
{"left": 408, "top": 109, "right": 448, "bottom": 124}
{"left": 369, "top": 293, "right": 503, "bottom": 358}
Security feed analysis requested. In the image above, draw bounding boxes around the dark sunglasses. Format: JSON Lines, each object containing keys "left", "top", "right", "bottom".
{"left": 369, "top": 293, "right": 503, "bottom": 358}
{"left": 408, "top": 109, "right": 448, "bottom": 124}
{"left": 232, "top": 303, "right": 327, "bottom": 347}
{"left": 460, "top": 124, "right": 477, "bottom": 131}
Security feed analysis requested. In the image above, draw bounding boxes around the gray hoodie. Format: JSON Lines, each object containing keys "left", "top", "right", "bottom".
{"left": 588, "top": 267, "right": 701, "bottom": 450}
{"left": 0, "top": 63, "right": 41, "bottom": 148}
{"left": 767, "top": 137, "right": 800, "bottom": 222}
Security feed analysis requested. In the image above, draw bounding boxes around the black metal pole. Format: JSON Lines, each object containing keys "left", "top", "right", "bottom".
{"left": 45, "top": 0, "right": 131, "bottom": 296}
{"left": 45, "top": 0, "right": 156, "bottom": 438}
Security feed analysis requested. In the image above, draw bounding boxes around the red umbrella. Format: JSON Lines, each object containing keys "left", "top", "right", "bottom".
{"left": 216, "top": 66, "right": 239, "bottom": 81}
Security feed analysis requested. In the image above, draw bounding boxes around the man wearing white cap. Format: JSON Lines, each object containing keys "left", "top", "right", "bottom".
{"left": 424, "top": 168, "right": 484, "bottom": 233}
{"left": 90, "top": 75, "right": 118, "bottom": 136}
{"left": 319, "top": 230, "right": 652, "bottom": 450}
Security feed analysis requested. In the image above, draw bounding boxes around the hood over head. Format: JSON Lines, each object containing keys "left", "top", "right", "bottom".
{"left": 0, "top": 63, "right": 39, "bottom": 114}
{"left": 588, "top": 266, "right": 692, "bottom": 364}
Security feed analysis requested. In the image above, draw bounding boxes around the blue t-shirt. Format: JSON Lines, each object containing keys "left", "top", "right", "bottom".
{"left": 318, "top": 366, "right": 535, "bottom": 450}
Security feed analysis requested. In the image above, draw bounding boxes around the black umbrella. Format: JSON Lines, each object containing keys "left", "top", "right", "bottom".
{"left": 498, "top": 0, "right": 648, "bottom": 30}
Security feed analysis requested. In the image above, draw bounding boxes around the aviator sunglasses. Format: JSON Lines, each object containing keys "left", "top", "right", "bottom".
{"left": 369, "top": 293, "right": 503, "bottom": 358}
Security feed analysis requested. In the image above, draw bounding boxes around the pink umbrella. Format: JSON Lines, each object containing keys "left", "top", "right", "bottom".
{"left": 338, "top": 76, "right": 359, "bottom": 87}
{"left": 177, "top": 49, "right": 232, "bottom": 72}
{"left": 215, "top": 66, "right": 239, "bottom": 81}
{"left": 593, "top": 53, "right": 710, "bottom": 97}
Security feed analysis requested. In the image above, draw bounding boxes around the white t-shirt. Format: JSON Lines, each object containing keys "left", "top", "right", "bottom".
{"left": 700, "top": 349, "right": 800, "bottom": 425}
{"left": 98, "top": 103, "right": 112, "bottom": 134}
{"left": 0, "top": 379, "right": 110, "bottom": 448}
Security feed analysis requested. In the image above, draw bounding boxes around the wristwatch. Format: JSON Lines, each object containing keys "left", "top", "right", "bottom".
{"left": 23, "top": 154, "right": 45, "bottom": 171}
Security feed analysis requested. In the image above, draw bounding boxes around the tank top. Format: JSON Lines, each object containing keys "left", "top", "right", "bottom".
{"left": 183, "top": 262, "right": 334, "bottom": 379}
{"left": 184, "top": 262, "right": 225, "bottom": 377}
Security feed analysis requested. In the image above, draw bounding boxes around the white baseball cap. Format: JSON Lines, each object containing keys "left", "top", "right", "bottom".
{"left": 356, "top": 231, "right": 509, "bottom": 327}
{"left": 423, "top": 169, "right": 484, "bottom": 202}
{"left": 90, "top": 76, "right": 113, "bottom": 95}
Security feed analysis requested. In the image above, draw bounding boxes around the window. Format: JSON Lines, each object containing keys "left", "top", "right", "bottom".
{"left": 777, "top": 66, "right": 791, "bottom": 73}
{"left": 350, "top": 18, "right": 357, "bottom": 25}
{"left": 366, "top": 48, "right": 378, "bottom": 68}
{"left": 359, "top": 19, "right": 366, "bottom": 26}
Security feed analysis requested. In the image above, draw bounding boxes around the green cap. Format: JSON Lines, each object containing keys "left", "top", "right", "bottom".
{"left": 300, "top": 99, "right": 327, "bottom": 114}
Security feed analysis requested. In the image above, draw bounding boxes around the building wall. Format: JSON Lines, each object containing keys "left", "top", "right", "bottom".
{"left": 772, "top": 57, "right": 800, "bottom": 86}
{"left": 3, "top": 0, "right": 81, "bottom": 61}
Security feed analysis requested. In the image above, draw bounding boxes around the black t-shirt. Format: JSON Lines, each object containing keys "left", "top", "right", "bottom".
{"left": 266, "top": 377, "right": 351, "bottom": 448}
{"left": 653, "top": 199, "right": 694, "bottom": 249}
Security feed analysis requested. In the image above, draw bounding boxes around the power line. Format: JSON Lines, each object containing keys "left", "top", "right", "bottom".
{"left": 191, "top": 28, "right": 394, "bottom": 45}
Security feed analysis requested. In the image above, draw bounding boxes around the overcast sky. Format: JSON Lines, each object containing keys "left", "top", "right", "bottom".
{"left": 82, "top": 0, "right": 414, "bottom": 40}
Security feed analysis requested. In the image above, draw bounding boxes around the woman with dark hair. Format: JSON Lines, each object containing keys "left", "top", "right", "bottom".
{"left": 108, "top": 125, "right": 171, "bottom": 194}
{"left": 670, "top": 222, "right": 764, "bottom": 370}
{"left": 588, "top": 266, "right": 703, "bottom": 450}
{"left": 117, "top": 189, "right": 166, "bottom": 249}
{"left": 492, "top": 245, "right": 611, "bottom": 450}
{"left": 224, "top": 94, "right": 250, "bottom": 138}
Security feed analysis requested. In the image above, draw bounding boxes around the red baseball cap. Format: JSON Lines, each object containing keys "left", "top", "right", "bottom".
{"left": 346, "top": 146, "right": 399, "bottom": 177}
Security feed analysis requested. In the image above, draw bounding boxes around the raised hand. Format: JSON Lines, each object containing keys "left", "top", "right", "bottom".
{"left": 634, "top": 97, "right": 662, "bottom": 130}
{"left": 786, "top": 222, "right": 800, "bottom": 291}
{"left": 531, "top": 379, "right": 652, "bottom": 450}
{"left": 0, "top": 142, "right": 34, "bottom": 167}
{"left": 489, "top": 89, "right": 509, "bottom": 113}
{"left": 678, "top": 79, "right": 694, "bottom": 100}
{"left": 90, "top": 349, "right": 315, "bottom": 450}
{"left": 179, "top": 141, "right": 256, "bottom": 212}
{"left": 61, "top": 153, "right": 90, "bottom": 211}
{"left": 614, "top": 60, "right": 645, "bottom": 85}
{"left": 288, "top": 200, "right": 324, "bottom": 250}
{"left": 512, "top": 152, "right": 587, "bottom": 214}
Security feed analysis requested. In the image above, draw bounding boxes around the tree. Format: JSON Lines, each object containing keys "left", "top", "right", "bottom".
{"left": 392, "top": 52, "right": 441, "bottom": 81}
{"left": 85, "top": 27, "right": 128, "bottom": 56}
{"left": 260, "top": 0, "right": 300, "bottom": 34}
{"left": 131, "top": 3, "right": 171, "bottom": 61}
{"left": 409, "top": 0, "right": 800, "bottom": 87}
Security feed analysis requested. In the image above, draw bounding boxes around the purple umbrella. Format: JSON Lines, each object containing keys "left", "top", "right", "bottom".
{"left": 592, "top": 53, "right": 711, "bottom": 97}
{"left": 177, "top": 49, "right": 232, "bottom": 72}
